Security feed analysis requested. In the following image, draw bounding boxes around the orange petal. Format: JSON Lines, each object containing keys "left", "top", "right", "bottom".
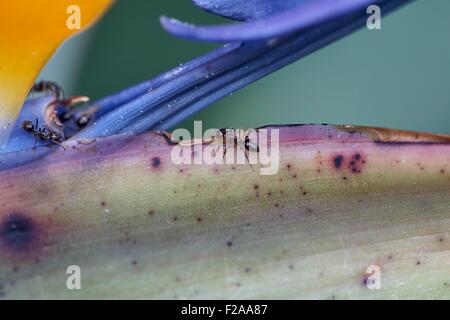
{"left": 0, "top": 0, "right": 113, "bottom": 140}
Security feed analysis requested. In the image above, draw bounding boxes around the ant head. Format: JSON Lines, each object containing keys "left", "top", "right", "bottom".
{"left": 20, "top": 120, "right": 34, "bottom": 132}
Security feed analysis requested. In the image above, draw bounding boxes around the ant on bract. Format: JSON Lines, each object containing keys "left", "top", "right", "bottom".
{"left": 161, "top": 127, "right": 261, "bottom": 167}
{"left": 159, "top": 128, "right": 260, "bottom": 155}
{"left": 215, "top": 128, "right": 260, "bottom": 157}
{"left": 27, "top": 80, "right": 91, "bottom": 139}
{"left": 20, "top": 118, "right": 66, "bottom": 150}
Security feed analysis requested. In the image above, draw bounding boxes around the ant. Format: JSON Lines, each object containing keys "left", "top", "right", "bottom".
{"left": 217, "top": 128, "right": 259, "bottom": 153}
{"left": 20, "top": 118, "right": 66, "bottom": 150}
{"left": 159, "top": 128, "right": 260, "bottom": 166}
{"left": 213, "top": 128, "right": 260, "bottom": 164}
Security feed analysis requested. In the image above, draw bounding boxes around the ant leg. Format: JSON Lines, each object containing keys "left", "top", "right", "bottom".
{"left": 31, "top": 80, "right": 63, "bottom": 98}
{"left": 154, "top": 130, "right": 179, "bottom": 145}
{"left": 243, "top": 146, "right": 255, "bottom": 172}
{"left": 211, "top": 144, "right": 225, "bottom": 159}
{"left": 222, "top": 144, "right": 227, "bottom": 161}
{"left": 52, "top": 141, "right": 66, "bottom": 151}
{"left": 211, "top": 144, "right": 219, "bottom": 157}
{"left": 244, "top": 146, "right": 249, "bottom": 162}
{"left": 221, "top": 129, "right": 228, "bottom": 160}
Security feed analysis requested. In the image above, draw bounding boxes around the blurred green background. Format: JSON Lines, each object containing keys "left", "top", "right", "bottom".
{"left": 39, "top": 0, "right": 449, "bottom": 134}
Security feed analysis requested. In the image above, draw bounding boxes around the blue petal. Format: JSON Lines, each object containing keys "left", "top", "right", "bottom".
{"left": 1, "top": 0, "right": 412, "bottom": 171}
{"left": 70, "top": 42, "right": 241, "bottom": 123}
{"left": 192, "top": 0, "right": 304, "bottom": 21}
{"left": 157, "top": 0, "right": 411, "bottom": 130}
{"left": 161, "top": 0, "right": 399, "bottom": 42}
{"left": 0, "top": 96, "right": 57, "bottom": 170}
{"left": 3, "top": 96, "right": 56, "bottom": 152}
{"left": 75, "top": 0, "right": 410, "bottom": 138}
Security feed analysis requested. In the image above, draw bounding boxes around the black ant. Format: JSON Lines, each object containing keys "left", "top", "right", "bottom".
{"left": 20, "top": 118, "right": 66, "bottom": 150}
{"left": 214, "top": 128, "right": 260, "bottom": 161}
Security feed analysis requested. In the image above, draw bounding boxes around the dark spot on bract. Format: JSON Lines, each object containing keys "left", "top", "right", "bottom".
{"left": 244, "top": 267, "right": 251, "bottom": 273}
{"left": 151, "top": 157, "right": 161, "bottom": 168}
{"left": 0, "top": 214, "right": 36, "bottom": 251}
{"left": 226, "top": 241, "right": 233, "bottom": 247}
{"left": 148, "top": 209, "right": 155, "bottom": 216}
{"left": 333, "top": 155, "right": 344, "bottom": 169}
{"left": 348, "top": 153, "right": 364, "bottom": 174}
{"left": 361, "top": 276, "right": 369, "bottom": 287}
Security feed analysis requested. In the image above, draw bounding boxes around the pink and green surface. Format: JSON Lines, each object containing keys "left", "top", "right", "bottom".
{"left": 0, "top": 125, "right": 449, "bottom": 298}
{"left": 0, "top": 0, "right": 449, "bottom": 299}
